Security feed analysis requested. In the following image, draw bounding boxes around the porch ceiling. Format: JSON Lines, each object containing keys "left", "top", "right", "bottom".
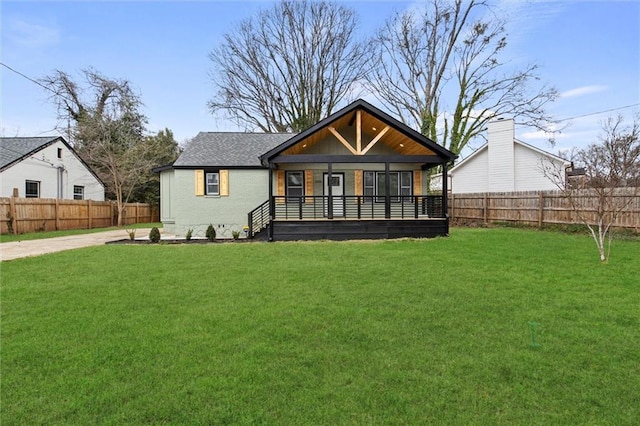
{"left": 281, "top": 109, "right": 436, "bottom": 156}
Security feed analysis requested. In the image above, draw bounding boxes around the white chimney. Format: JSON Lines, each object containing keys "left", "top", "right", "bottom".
{"left": 487, "top": 118, "right": 515, "bottom": 192}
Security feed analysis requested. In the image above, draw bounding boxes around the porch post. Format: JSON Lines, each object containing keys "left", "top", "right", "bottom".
{"left": 268, "top": 163, "right": 275, "bottom": 241}
{"left": 327, "top": 162, "right": 333, "bottom": 219}
{"left": 442, "top": 162, "right": 449, "bottom": 220}
{"left": 384, "top": 162, "right": 391, "bottom": 219}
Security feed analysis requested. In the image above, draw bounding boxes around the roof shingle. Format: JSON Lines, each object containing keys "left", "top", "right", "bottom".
{"left": 174, "top": 132, "right": 294, "bottom": 167}
{"left": 0, "top": 136, "right": 60, "bottom": 170}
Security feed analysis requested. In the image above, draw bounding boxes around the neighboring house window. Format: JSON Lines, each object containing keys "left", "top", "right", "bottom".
{"left": 286, "top": 171, "right": 304, "bottom": 201}
{"left": 206, "top": 172, "right": 219, "bottom": 195}
{"left": 363, "top": 171, "right": 412, "bottom": 202}
{"left": 57, "top": 148, "right": 63, "bottom": 159}
{"left": 25, "top": 180, "right": 40, "bottom": 198}
{"left": 74, "top": 185, "right": 84, "bottom": 200}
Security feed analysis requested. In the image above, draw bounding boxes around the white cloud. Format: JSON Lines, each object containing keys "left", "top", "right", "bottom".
{"left": 6, "top": 18, "right": 60, "bottom": 49}
{"left": 560, "top": 85, "right": 608, "bottom": 98}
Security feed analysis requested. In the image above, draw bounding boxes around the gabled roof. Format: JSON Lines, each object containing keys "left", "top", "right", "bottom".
{"left": 0, "top": 136, "right": 105, "bottom": 185}
{"left": 260, "top": 99, "right": 457, "bottom": 165}
{"left": 448, "top": 138, "right": 569, "bottom": 175}
{"left": 1, "top": 136, "right": 61, "bottom": 171}
{"left": 173, "top": 132, "right": 294, "bottom": 168}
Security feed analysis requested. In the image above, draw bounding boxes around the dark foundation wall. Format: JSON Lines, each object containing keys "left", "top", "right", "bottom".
{"left": 271, "top": 219, "right": 449, "bottom": 241}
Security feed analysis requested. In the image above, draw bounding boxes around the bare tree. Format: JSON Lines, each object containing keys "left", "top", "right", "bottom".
{"left": 366, "top": 0, "right": 558, "bottom": 156}
{"left": 41, "top": 68, "right": 154, "bottom": 226}
{"left": 542, "top": 115, "right": 640, "bottom": 262}
{"left": 208, "top": 0, "right": 368, "bottom": 132}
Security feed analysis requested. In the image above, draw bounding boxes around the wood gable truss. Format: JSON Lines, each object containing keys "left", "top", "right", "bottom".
{"left": 261, "top": 99, "right": 455, "bottom": 167}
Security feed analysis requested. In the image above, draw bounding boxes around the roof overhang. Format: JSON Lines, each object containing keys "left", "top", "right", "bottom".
{"left": 260, "top": 99, "right": 457, "bottom": 166}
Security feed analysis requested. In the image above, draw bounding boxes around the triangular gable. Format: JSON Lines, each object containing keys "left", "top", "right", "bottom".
{"left": 260, "top": 99, "right": 456, "bottom": 165}
{"left": 0, "top": 136, "right": 105, "bottom": 186}
{"left": 1, "top": 136, "right": 59, "bottom": 171}
{"left": 514, "top": 139, "right": 569, "bottom": 165}
{"left": 447, "top": 138, "right": 569, "bottom": 176}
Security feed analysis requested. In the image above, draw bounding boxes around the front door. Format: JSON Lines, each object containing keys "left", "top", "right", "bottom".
{"left": 323, "top": 173, "right": 344, "bottom": 217}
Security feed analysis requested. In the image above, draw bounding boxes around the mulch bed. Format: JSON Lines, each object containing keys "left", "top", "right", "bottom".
{"left": 106, "top": 238, "right": 251, "bottom": 245}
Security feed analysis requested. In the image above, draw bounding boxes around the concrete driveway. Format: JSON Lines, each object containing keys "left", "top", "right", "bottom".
{"left": 0, "top": 229, "right": 155, "bottom": 261}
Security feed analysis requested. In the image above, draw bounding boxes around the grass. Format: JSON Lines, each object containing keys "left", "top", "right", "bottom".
{"left": 2, "top": 228, "right": 639, "bottom": 424}
{"left": 0, "top": 222, "right": 162, "bottom": 243}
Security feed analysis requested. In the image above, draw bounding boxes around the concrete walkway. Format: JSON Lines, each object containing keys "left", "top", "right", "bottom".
{"left": 0, "top": 229, "right": 158, "bottom": 261}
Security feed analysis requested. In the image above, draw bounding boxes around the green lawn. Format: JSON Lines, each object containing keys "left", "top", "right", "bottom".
{"left": 0, "top": 223, "right": 162, "bottom": 243}
{"left": 2, "top": 228, "right": 639, "bottom": 424}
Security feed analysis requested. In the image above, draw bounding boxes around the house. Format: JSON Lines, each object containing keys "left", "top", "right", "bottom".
{"left": 431, "top": 118, "right": 570, "bottom": 194}
{"left": 0, "top": 136, "right": 105, "bottom": 200}
{"left": 156, "top": 99, "right": 457, "bottom": 241}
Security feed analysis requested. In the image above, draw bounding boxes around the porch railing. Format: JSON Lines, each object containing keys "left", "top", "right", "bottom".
{"left": 271, "top": 195, "right": 444, "bottom": 220}
{"left": 247, "top": 199, "right": 270, "bottom": 238}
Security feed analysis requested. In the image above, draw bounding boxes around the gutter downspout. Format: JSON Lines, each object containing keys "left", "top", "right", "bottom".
{"left": 57, "top": 166, "right": 66, "bottom": 198}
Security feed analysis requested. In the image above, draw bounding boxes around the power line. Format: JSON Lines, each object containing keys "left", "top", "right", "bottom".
{"left": 556, "top": 103, "right": 640, "bottom": 122}
{"left": 1, "top": 62, "right": 59, "bottom": 96}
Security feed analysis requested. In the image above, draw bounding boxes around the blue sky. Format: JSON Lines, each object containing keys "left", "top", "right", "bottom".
{"left": 2, "top": 0, "right": 639, "bottom": 157}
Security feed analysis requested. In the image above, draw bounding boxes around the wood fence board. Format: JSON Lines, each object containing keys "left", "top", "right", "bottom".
{"left": 449, "top": 188, "right": 639, "bottom": 230}
{"left": 0, "top": 197, "right": 159, "bottom": 235}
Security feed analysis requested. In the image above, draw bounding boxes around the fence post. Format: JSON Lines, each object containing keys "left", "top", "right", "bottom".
{"left": 88, "top": 200, "right": 93, "bottom": 229}
{"left": 9, "top": 196, "right": 18, "bottom": 235}
{"left": 55, "top": 198, "right": 60, "bottom": 230}
{"left": 483, "top": 194, "right": 488, "bottom": 224}
{"left": 136, "top": 203, "right": 139, "bottom": 224}
{"left": 450, "top": 193, "right": 455, "bottom": 222}
{"left": 538, "top": 192, "right": 544, "bottom": 228}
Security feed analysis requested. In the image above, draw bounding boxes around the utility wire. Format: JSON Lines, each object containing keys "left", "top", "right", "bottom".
{"left": 1, "top": 62, "right": 59, "bottom": 95}
{"left": 555, "top": 103, "right": 640, "bottom": 122}
{"left": 3, "top": 61, "right": 639, "bottom": 136}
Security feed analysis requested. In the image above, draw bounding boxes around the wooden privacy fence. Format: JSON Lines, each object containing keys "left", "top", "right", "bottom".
{"left": 0, "top": 197, "right": 159, "bottom": 235}
{"left": 448, "top": 188, "right": 640, "bottom": 231}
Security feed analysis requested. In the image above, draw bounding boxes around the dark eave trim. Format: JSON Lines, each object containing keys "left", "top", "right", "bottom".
{"left": 152, "top": 163, "right": 175, "bottom": 173}
{"left": 259, "top": 99, "right": 458, "bottom": 165}
{"left": 170, "top": 165, "right": 268, "bottom": 170}
{"left": 1, "top": 136, "right": 105, "bottom": 188}
{"left": 0, "top": 136, "right": 60, "bottom": 172}
{"left": 272, "top": 154, "right": 446, "bottom": 164}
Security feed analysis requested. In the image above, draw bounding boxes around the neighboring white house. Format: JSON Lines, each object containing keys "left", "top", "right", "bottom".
{"left": 432, "top": 118, "right": 570, "bottom": 193}
{"left": 0, "top": 136, "right": 105, "bottom": 200}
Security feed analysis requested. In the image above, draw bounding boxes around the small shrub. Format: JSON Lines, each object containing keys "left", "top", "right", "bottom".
{"left": 186, "top": 228, "right": 193, "bottom": 241}
{"left": 232, "top": 230, "right": 240, "bottom": 240}
{"left": 149, "top": 227, "right": 161, "bottom": 243}
{"left": 126, "top": 228, "right": 136, "bottom": 240}
{"left": 206, "top": 224, "right": 216, "bottom": 242}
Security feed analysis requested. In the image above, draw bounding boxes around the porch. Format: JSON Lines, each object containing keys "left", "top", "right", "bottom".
{"left": 248, "top": 194, "right": 447, "bottom": 241}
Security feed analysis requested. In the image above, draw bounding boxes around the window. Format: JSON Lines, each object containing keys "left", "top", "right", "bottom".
{"left": 363, "top": 171, "right": 412, "bottom": 202}
{"left": 57, "top": 148, "right": 63, "bottom": 159}
{"left": 364, "top": 171, "right": 375, "bottom": 202}
{"left": 206, "top": 172, "right": 219, "bottom": 195}
{"left": 73, "top": 185, "right": 84, "bottom": 200}
{"left": 286, "top": 171, "right": 304, "bottom": 201}
{"left": 25, "top": 180, "right": 40, "bottom": 198}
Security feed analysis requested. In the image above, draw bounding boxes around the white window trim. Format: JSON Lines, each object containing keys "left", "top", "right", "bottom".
{"left": 206, "top": 172, "right": 220, "bottom": 196}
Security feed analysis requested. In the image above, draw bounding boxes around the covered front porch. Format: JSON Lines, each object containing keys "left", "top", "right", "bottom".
{"left": 250, "top": 99, "right": 456, "bottom": 241}
{"left": 248, "top": 193, "right": 447, "bottom": 240}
